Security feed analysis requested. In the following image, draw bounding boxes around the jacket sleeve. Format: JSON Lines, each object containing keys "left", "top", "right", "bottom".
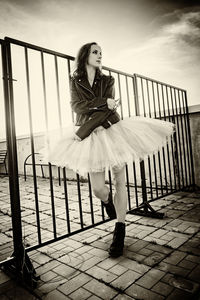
{"left": 70, "top": 76, "right": 115, "bottom": 114}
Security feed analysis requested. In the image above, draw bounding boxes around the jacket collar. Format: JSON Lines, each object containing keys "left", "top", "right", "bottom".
{"left": 75, "top": 69, "right": 103, "bottom": 95}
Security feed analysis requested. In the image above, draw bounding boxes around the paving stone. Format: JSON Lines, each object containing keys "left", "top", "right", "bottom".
{"left": 157, "top": 262, "right": 191, "bottom": 277}
{"left": 167, "top": 237, "right": 189, "bottom": 249}
{"left": 109, "top": 264, "right": 127, "bottom": 276}
{"left": 58, "top": 273, "right": 91, "bottom": 295}
{"left": 36, "top": 260, "right": 61, "bottom": 275}
{"left": 114, "top": 294, "right": 135, "bottom": 300}
{"left": 69, "top": 287, "right": 92, "bottom": 300}
{"left": 146, "top": 244, "right": 173, "bottom": 255}
{"left": 143, "top": 251, "right": 166, "bottom": 267}
{"left": 79, "top": 256, "right": 103, "bottom": 271}
{"left": 84, "top": 278, "right": 118, "bottom": 299}
{"left": 185, "top": 254, "right": 200, "bottom": 264}
{"left": 87, "top": 296, "right": 102, "bottom": 300}
{"left": 97, "top": 257, "right": 121, "bottom": 270}
{"left": 119, "top": 258, "right": 150, "bottom": 274}
{"left": 86, "top": 265, "right": 117, "bottom": 283}
{"left": 37, "top": 277, "right": 67, "bottom": 294}
{"left": 163, "top": 250, "right": 187, "bottom": 265}
{"left": 124, "top": 250, "right": 146, "bottom": 262}
{"left": 88, "top": 247, "right": 108, "bottom": 258}
{"left": 178, "top": 259, "right": 197, "bottom": 270}
{"left": 40, "top": 271, "right": 58, "bottom": 282}
{"left": 43, "top": 289, "right": 70, "bottom": 299}
{"left": 125, "top": 283, "right": 164, "bottom": 300}
{"left": 151, "top": 281, "right": 174, "bottom": 296}
{"left": 165, "top": 288, "right": 194, "bottom": 300}
{"left": 111, "top": 270, "right": 141, "bottom": 290}
{"left": 136, "top": 268, "right": 165, "bottom": 289}
{"left": 188, "top": 265, "right": 200, "bottom": 283}
{"left": 53, "top": 264, "right": 78, "bottom": 279}
{"left": 149, "top": 229, "right": 167, "bottom": 238}
{"left": 128, "top": 240, "right": 149, "bottom": 252}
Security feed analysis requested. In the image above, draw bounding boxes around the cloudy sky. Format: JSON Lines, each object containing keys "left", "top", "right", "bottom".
{"left": 0, "top": 0, "right": 199, "bottom": 136}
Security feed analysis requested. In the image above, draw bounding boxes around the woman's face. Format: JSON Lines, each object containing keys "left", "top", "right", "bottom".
{"left": 87, "top": 44, "right": 102, "bottom": 68}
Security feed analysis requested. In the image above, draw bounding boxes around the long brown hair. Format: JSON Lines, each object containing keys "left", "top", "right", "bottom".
{"left": 72, "top": 42, "right": 100, "bottom": 78}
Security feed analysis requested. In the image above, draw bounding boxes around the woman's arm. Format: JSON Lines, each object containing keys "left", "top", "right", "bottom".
{"left": 70, "top": 76, "right": 115, "bottom": 114}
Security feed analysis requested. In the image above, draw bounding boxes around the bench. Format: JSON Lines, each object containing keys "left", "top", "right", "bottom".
{"left": 0, "top": 149, "right": 8, "bottom": 174}
{"left": 24, "top": 152, "right": 61, "bottom": 185}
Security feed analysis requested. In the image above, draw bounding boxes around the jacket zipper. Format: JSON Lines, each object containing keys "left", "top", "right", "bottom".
{"left": 77, "top": 81, "right": 96, "bottom": 97}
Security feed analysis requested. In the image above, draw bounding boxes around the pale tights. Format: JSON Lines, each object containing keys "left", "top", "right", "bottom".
{"left": 89, "top": 165, "right": 127, "bottom": 223}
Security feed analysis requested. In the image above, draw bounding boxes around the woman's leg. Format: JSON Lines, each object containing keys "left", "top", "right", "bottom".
{"left": 89, "top": 171, "right": 109, "bottom": 203}
{"left": 112, "top": 165, "right": 127, "bottom": 223}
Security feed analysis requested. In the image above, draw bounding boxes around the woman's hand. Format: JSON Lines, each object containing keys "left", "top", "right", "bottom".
{"left": 107, "top": 98, "right": 120, "bottom": 111}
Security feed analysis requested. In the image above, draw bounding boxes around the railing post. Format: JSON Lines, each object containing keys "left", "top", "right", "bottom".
{"left": 129, "top": 74, "right": 164, "bottom": 218}
{"left": 184, "top": 91, "right": 196, "bottom": 188}
{"left": 1, "top": 39, "right": 38, "bottom": 287}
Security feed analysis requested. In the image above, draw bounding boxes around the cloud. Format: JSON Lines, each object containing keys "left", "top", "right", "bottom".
{"left": 112, "top": 7, "right": 200, "bottom": 105}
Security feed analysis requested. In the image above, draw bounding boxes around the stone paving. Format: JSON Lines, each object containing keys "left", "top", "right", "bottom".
{"left": 0, "top": 174, "right": 200, "bottom": 299}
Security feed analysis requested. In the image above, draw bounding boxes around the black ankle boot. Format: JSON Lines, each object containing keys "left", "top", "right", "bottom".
{"left": 109, "top": 222, "right": 125, "bottom": 258}
{"left": 102, "top": 192, "right": 116, "bottom": 220}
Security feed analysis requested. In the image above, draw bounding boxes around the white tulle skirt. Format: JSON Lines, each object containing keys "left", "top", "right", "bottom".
{"left": 41, "top": 116, "right": 175, "bottom": 176}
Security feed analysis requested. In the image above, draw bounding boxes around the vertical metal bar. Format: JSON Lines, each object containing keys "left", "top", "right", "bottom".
{"left": 152, "top": 81, "right": 157, "bottom": 118}
{"left": 146, "top": 80, "right": 154, "bottom": 198}
{"left": 24, "top": 47, "right": 41, "bottom": 244}
{"left": 63, "top": 167, "right": 71, "bottom": 233}
{"left": 140, "top": 161, "right": 148, "bottom": 213}
{"left": 125, "top": 76, "right": 131, "bottom": 117}
{"left": 76, "top": 173, "right": 84, "bottom": 228}
{"left": 151, "top": 82, "right": 159, "bottom": 196}
{"left": 56, "top": 167, "right": 60, "bottom": 182}
{"left": 133, "top": 162, "right": 139, "bottom": 207}
{"left": 156, "top": 83, "right": 162, "bottom": 119}
{"left": 67, "top": 59, "right": 74, "bottom": 123}
{"left": 88, "top": 174, "right": 95, "bottom": 225}
{"left": 166, "top": 86, "right": 176, "bottom": 190}
{"left": 133, "top": 74, "right": 140, "bottom": 116}
{"left": 153, "top": 154, "right": 158, "bottom": 198}
{"left": 156, "top": 83, "right": 163, "bottom": 195}
{"left": 54, "top": 55, "right": 62, "bottom": 129}
{"left": 117, "top": 73, "right": 123, "bottom": 119}
{"left": 148, "top": 156, "right": 153, "bottom": 200}
{"left": 140, "top": 78, "right": 146, "bottom": 116}
{"left": 177, "top": 90, "right": 188, "bottom": 187}
{"left": 2, "top": 41, "right": 23, "bottom": 269}
{"left": 41, "top": 51, "right": 49, "bottom": 132}
{"left": 174, "top": 88, "right": 184, "bottom": 187}
{"left": 181, "top": 90, "right": 191, "bottom": 186}
{"left": 125, "top": 164, "right": 131, "bottom": 210}
{"left": 49, "top": 164, "right": 57, "bottom": 238}
{"left": 170, "top": 87, "right": 181, "bottom": 189}
{"left": 161, "top": 85, "right": 169, "bottom": 193}
{"left": 146, "top": 81, "right": 151, "bottom": 118}
{"left": 184, "top": 91, "right": 195, "bottom": 186}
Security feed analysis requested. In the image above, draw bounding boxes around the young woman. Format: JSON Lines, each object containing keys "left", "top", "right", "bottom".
{"left": 46, "top": 42, "right": 175, "bottom": 258}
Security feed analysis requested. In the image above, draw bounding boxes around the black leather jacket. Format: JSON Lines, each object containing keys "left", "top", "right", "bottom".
{"left": 70, "top": 70, "right": 120, "bottom": 133}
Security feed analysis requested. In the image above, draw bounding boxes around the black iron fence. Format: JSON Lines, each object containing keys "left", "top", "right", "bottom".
{"left": 0, "top": 37, "right": 195, "bottom": 284}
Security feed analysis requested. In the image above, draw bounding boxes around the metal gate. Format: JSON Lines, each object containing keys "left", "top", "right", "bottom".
{"left": 0, "top": 37, "right": 195, "bottom": 285}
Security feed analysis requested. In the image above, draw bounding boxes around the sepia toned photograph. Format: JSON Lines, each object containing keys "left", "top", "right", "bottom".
{"left": 0, "top": 0, "right": 200, "bottom": 299}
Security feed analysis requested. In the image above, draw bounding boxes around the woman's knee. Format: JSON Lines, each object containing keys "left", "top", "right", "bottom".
{"left": 113, "top": 166, "right": 126, "bottom": 187}
{"left": 93, "top": 186, "right": 108, "bottom": 199}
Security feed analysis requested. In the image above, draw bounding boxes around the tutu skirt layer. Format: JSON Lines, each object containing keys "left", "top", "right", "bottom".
{"left": 43, "top": 116, "right": 175, "bottom": 176}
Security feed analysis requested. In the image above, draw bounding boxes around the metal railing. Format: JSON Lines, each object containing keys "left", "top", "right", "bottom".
{"left": 0, "top": 37, "right": 195, "bottom": 285}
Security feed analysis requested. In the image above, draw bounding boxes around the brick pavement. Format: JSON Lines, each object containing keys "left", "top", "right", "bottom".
{"left": 0, "top": 175, "right": 200, "bottom": 299}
